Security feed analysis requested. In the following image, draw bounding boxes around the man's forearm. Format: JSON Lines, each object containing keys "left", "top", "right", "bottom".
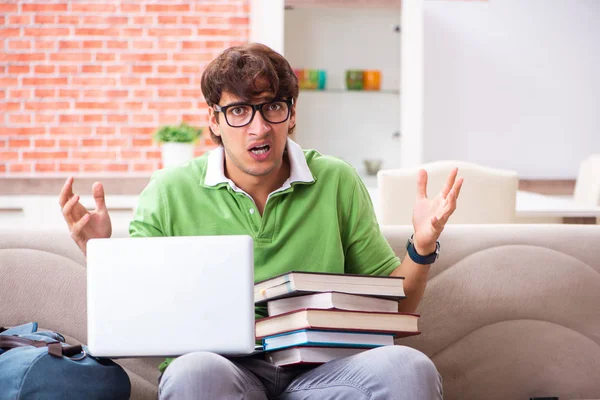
{"left": 390, "top": 256, "right": 431, "bottom": 313}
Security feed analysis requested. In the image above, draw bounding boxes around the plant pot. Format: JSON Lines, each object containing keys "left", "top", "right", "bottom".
{"left": 161, "top": 142, "right": 195, "bottom": 168}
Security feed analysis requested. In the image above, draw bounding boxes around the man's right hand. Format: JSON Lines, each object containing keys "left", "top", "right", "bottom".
{"left": 59, "top": 177, "right": 112, "bottom": 256}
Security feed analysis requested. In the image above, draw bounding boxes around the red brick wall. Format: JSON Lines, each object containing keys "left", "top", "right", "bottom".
{"left": 0, "top": 0, "right": 249, "bottom": 175}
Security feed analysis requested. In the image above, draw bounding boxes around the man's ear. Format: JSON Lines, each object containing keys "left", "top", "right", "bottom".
{"left": 208, "top": 107, "right": 221, "bottom": 137}
{"left": 289, "top": 100, "right": 297, "bottom": 131}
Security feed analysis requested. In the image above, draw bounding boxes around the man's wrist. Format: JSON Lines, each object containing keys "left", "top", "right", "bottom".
{"left": 413, "top": 240, "right": 437, "bottom": 256}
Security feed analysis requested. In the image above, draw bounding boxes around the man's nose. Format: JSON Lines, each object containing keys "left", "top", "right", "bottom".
{"left": 247, "top": 109, "right": 271, "bottom": 135}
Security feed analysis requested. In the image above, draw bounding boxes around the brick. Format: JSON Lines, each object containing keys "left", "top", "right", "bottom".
{"left": 157, "top": 65, "right": 178, "bottom": 74}
{"left": 106, "top": 115, "right": 127, "bottom": 123}
{"left": 59, "top": 140, "right": 79, "bottom": 147}
{"left": 120, "top": 77, "right": 141, "bottom": 85}
{"left": 120, "top": 4, "right": 141, "bottom": 12}
{"left": 82, "top": 65, "right": 103, "bottom": 74}
{"left": 83, "top": 164, "right": 106, "bottom": 172}
{"left": 23, "top": 77, "right": 68, "bottom": 86}
{"left": 122, "top": 127, "right": 154, "bottom": 136}
{"left": 25, "top": 102, "right": 70, "bottom": 111}
{"left": 34, "top": 139, "right": 57, "bottom": 148}
{"left": 35, "top": 65, "right": 55, "bottom": 74}
{"left": 0, "top": 4, "right": 18, "bottom": 12}
{"left": 122, "top": 102, "right": 144, "bottom": 110}
{"left": 59, "top": 115, "right": 80, "bottom": 123}
{"left": 72, "top": 3, "right": 117, "bottom": 13}
{"left": 72, "top": 150, "right": 117, "bottom": 159}
{"left": 83, "top": 16, "right": 127, "bottom": 25}
{"left": 181, "top": 16, "right": 203, "bottom": 25}
{"left": 131, "top": 17, "right": 154, "bottom": 25}
{"left": 107, "top": 40, "right": 128, "bottom": 49}
{"left": 132, "top": 65, "right": 153, "bottom": 73}
{"left": 50, "top": 53, "right": 93, "bottom": 62}
{"left": 34, "top": 15, "right": 56, "bottom": 24}
{"left": 107, "top": 65, "right": 128, "bottom": 74}
{"left": 59, "top": 65, "right": 78, "bottom": 74}
{"left": 24, "top": 28, "right": 70, "bottom": 37}
{"left": 133, "top": 89, "right": 154, "bottom": 98}
{"left": 97, "top": 127, "right": 117, "bottom": 135}
{"left": 107, "top": 138, "right": 130, "bottom": 147}
{"left": 0, "top": 53, "right": 45, "bottom": 62}
{"left": 83, "top": 114, "right": 103, "bottom": 123}
{"left": 158, "top": 89, "right": 179, "bottom": 97}
{"left": 58, "top": 89, "right": 80, "bottom": 99}
{"left": 194, "top": 4, "right": 237, "bottom": 13}
{"left": 22, "top": 151, "right": 68, "bottom": 160}
{"left": 7, "top": 16, "right": 29, "bottom": 25}
{"left": 35, "top": 163, "right": 57, "bottom": 173}
{"left": 9, "top": 89, "right": 32, "bottom": 98}
{"left": 0, "top": 102, "right": 20, "bottom": 111}
{"left": 148, "top": 28, "right": 192, "bottom": 37}
{"left": 181, "top": 65, "right": 202, "bottom": 74}
{"left": 146, "top": 4, "right": 190, "bottom": 12}
{"left": 0, "top": 127, "right": 44, "bottom": 136}
{"left": 49, "top": 127, "right": 92, "bottom": 136}
{"left": 9, "top": 164, "right": 33, "bottom": 173}
{"left": 0, "top": 165, "right": 5, "bottom": 173}
{"left": 58, "top": 16, "right": 79, "bottom": 24}
{"left": 121, "top": 53, "right": 168, "bottom": 62}
{"left": 72, "top": 77, "right": 116, "bottom": 86}
{"left": 8, "top": 139, "right": 31, "bottom": 148}
{"left": 156, "top": 40, "right": 178, "bottom": 49}
{"left": 131, "top": 40, "right": 154, "bottom": 49}
{"left": 22, "top": 3, "right": 67, "bottom": 12}
{"left": 75, "top": 28, "right": 119, "bottom": 36}
{"left": 35, "top": 89, "right": 56, "bottom": 98}
{"left": 81, "top": 139, "right": 104, "bottom": 147}
{"left": 106, "top": 90, "right": 128, "bottom": 98}
{"left": 59, "top": 164, "right": 81, "bottom": 173}
{"left": 182, "top": 89, "right": 203, "bottom": 98}
{"left": 9, "top": 114, "right": 32, "bottom": 124}
{"left": 106, "top": 163, "right": 129, "bottom": 172}
{"left": 75, "top": 102, "right": 120, "bottom": 110}
{"left": 35, "top": 114, "right": 56, "bottom": 124}
{"left": 35, "top": 41, "right": 55, "bottom": 50}
{"left": 59, "top": 40, "right": 82, "bottom": 50}
{"left": 146, "top": 77, "right": 189, "bottom": 85}
{"left": 132, "top": 114, "right": 156, "bottom": 123}
{"left": 158, "top": 16, "right": 179, "bottom": 24}
{"left": 182, "top": 114, "right": 204, "bottom": 125}
{"left": 83, "top": 40, "right": 104, "bottom": 49}
{"left": 207, "top": 41, "right": 226, "bottom": 49}
{"left": 8, "top": 65, "right": 30, "bottom": 74}
{"left": 182, "top": 41, "right": 206, "bottom": 50}
{"left": 173, "top": 53, "right": 213, "bottom": 62}
{"left": 146, "top": 151, "right": 161, "bottom": 160}
{"left": 95, "top": 53, "right": 115, "bottom": 61}
{"left": 122, "top": 28, "right": 143, "bottom": 37}
{"left": 120, "top": 150, "right": 142, "bottom": 160}
{"left": 133, "top": 163, "right": 156, "bottom": 172}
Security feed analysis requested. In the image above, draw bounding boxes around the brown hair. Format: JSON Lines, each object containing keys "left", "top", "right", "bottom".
{"left": 201, "top": 43, "right": 299, "bottom": 145}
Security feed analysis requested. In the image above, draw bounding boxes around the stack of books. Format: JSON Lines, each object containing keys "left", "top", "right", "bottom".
{"left": 254, "top": 271, "right": 420, "bottom": 367}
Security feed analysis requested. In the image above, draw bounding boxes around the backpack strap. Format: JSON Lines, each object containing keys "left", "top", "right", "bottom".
{"left": 0, "top": 336, "right": 84, "bottom": 358}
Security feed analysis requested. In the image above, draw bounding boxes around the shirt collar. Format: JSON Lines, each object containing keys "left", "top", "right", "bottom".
{"left": 203, "top": 138, "right": 315, "bottom": 189}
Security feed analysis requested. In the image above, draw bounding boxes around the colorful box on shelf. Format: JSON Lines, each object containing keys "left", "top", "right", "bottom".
{"left": 294, "top": 68, "right": 327, "bottom": 90}
{"left": 345, "top": 70, "right": 382, "bottom": 91}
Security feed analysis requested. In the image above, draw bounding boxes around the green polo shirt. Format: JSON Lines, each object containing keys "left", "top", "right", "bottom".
{"left": 129, "top": 139, "right": 400, "bottom": 372}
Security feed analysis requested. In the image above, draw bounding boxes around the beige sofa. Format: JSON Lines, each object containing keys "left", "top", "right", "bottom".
{"left": 1, "top": 224, "right": 599, "bottom": 400}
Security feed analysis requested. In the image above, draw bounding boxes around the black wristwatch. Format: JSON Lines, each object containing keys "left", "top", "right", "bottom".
{"left": 406, "top": 234, "right": 440, "bottom": 265}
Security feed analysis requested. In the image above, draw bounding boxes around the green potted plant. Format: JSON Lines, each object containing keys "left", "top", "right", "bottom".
{"left": 153, "top": 123, "right": 203, "bottom": 168}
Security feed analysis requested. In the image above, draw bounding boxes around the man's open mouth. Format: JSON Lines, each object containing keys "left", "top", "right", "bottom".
{"left": 250, "top": 144, "right": 270, "bottom": 155}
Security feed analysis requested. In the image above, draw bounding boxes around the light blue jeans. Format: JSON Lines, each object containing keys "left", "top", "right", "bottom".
{"left": 158, "top": 345, "right": 443, "bottom": 399}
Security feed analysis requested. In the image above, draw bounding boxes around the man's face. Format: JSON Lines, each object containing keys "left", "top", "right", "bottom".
{"left": 208, "top": 91, "right": 296, "bottom": 180}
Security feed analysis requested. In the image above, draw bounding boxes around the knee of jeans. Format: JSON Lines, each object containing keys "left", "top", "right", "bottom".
{"left": 381, "top": 346, "right": 439, "bottom": 376}
{"left": 161, "top": 352, "right": 231, "bottom": 383}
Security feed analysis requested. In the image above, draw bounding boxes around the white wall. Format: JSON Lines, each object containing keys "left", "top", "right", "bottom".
{"left": 284, "top": 7, "right": 403, "bottom": 175}
{"left": 422, "top": 0, "right": 600, "bottom": 178}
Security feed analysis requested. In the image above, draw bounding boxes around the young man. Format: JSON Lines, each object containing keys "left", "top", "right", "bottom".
{"left": 59, "top": 43, "right": 462, "bottom": 399}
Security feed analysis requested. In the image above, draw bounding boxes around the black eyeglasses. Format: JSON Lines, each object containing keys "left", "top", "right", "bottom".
{"left": 214, "top": 99, "right": 294, "bottom": 128}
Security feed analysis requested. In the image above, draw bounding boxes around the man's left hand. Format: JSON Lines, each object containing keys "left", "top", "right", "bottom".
{"left": 411, "top": 168, "right": 463, "bottom": 255}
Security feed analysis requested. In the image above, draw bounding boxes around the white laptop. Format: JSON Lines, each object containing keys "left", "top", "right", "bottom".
{"left": 86, "top": 235, "right": 256, "bottom": 358}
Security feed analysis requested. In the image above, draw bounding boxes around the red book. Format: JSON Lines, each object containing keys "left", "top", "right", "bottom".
{"left": 255, "top": 308, "right": 420, "bottom": 339}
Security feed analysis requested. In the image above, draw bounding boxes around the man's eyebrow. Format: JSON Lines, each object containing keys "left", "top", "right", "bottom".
{"left": 219, "top": 100, "right": 249, "bottom": 107}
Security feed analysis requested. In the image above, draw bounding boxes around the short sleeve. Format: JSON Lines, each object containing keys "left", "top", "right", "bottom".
{"left": 129, "top": 174, "right": 168, "bottom": 238}
{"left": 342, "top": 173, "right": 401, "bottom": 276}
